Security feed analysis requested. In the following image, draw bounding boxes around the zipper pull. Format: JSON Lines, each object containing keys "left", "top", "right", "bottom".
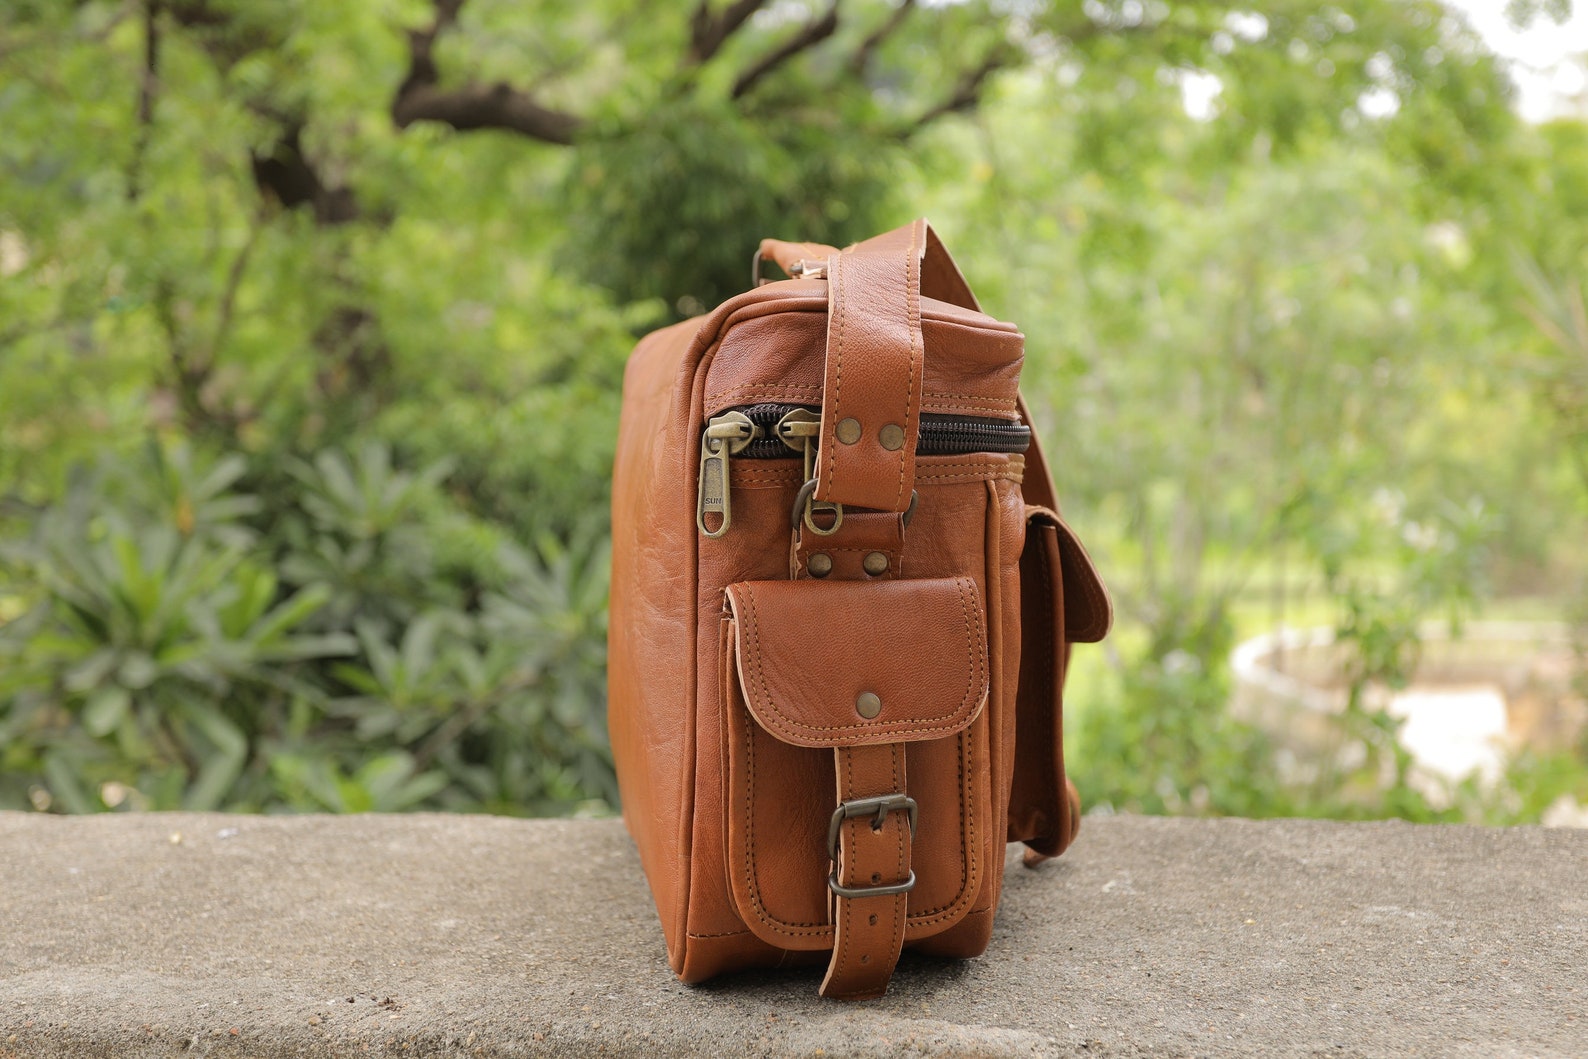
{"left": 775, "top": 408, "right": 842, "bottom": 536}
{"left": 697, "top": 411, "right": 756, "bottom": 538}
{"left": 774, "top": 407, "right": 820, "bottom": 472}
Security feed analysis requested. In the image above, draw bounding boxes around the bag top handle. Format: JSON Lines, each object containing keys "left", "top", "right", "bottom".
{"left": 760, "top": 221, "right": 1047, "bottom": 516}
{"left": 756, "top": 222, "right": 981, "bottom": 312}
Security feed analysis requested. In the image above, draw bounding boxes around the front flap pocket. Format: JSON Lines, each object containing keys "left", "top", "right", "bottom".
{"left": 723, "top": 576, "right": 989, "bottom": 748}
{"left": 720, "top": 576, "right": 992, "bottom": 951}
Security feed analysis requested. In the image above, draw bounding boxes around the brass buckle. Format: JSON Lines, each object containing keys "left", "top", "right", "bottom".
{"left": 752, "top": 252, "right": 828, "bottom": 287}
{"left": 826, "top": 794, "right": 919, "bottom": 899}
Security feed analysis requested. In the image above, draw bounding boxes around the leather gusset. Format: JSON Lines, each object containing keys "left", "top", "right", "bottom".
{"left": 1007, "top": 506, "right": 1112, "bottom": 860}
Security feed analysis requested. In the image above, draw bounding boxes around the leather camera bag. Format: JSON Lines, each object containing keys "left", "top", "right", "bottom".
{"left": 608, "top": 219, "right": 1111, "bottom": 1000}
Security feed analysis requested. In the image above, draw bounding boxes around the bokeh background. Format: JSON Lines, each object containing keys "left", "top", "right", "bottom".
{"left": 2, "top": 0, "right": 1585, "bottom": 823}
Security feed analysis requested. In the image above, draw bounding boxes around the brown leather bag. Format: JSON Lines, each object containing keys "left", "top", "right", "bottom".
{"left": 608, "top": 219, "right": 1111, "bottom": 1000}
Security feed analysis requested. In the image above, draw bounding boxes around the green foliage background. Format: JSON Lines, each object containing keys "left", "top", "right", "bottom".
{"left": 2, "top": 0, "right": 1586, "bottom": 820}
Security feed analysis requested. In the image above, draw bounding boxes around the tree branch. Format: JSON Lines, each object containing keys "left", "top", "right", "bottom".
{"left": 396, "top": 0, "right": 466, "bottom": 98}
{"left": 847, "top": 0, "right": 914, "bottom": 78}
{"left": 153, "top": 275, "right": 215, "bottom": 435}
{"left": 250, "top": 124, "right": 359, "bottom": 225}
{"left": 207, "top": 215, "right": 265, "bottom": 368}
{"left": 392, "top": 0, "right": 584, "bottom": 144}
{"left": 904, "top": 43, "right": 1013, "bottom": 132}
{"left": 731, "top": 2, "right": 839, "bottom": 99}
{"left": 128, "top": 0, "right": 161, "bottom": 202}
{"left": 393, "top": 82, "right": 584, "bottom": 144}
{"left": 688, "top": 0, "right": 770, "bottom": 65}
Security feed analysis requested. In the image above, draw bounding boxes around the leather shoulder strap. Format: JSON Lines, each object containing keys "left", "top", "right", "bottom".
{"left": 811, "top": 220, "right": 927, "bottom": 512}
{"left": 1017, "top": 394, "right": 1060, "bottom": 512}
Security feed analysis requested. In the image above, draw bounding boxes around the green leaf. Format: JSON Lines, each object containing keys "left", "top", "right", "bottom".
{"left": 181, "top": 705, "right": 247, "bottom": 811}
{"left": 247, "top": 583, "right": 329, "bottom": 645}
{"left": 42, "top": 751, "right": 97, "bottom": 814}
{"left": 82, "top": 685, "right": 132, "bottom": 737}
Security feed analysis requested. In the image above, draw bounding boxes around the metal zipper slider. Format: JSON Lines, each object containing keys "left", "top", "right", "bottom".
{"left": 775, "top": 408, "right": 842, "bottom": 536}
{"left": 697, "top": 411, "right": 756, "bottom": 538}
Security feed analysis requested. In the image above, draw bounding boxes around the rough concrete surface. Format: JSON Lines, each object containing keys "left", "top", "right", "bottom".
{"left": 0, "top": 813, "right": 1583, "bottom": 1059}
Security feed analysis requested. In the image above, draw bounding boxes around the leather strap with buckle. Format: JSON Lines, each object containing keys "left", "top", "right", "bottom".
{"left": 827, "top": 794, "right": 918, "bottom": 899}
{"left": 819, "top": 742, "right": 914, "bottom": 1000}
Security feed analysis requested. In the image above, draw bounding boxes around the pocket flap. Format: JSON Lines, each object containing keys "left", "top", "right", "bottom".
{"left": 1027, "top": 506, "right": 1112, "bottom": 643}
{"left": 723, "top": 576, "right": 989, "bottom": 748}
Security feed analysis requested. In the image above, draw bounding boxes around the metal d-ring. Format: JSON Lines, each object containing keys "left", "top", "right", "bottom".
{"left": 791, "top": 478, "right": 843, "bottom": 536}
{"left": 791, "top": 482, "right": 919, "bottom": 535}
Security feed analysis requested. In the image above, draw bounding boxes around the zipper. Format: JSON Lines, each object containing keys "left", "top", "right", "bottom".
{"left": 697, "top": 403, "right": 1030, "bottom": 538}
{"left": 726, "top": 403, "right": 1031, "bottom": 458}
{"left": 696, "top": 410, "right": 756, "bottom": 538}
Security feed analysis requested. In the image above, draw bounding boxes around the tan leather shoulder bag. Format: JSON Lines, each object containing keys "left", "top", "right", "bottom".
{"left": 608, "top": 219, "right": 1111, "bottom": 1000}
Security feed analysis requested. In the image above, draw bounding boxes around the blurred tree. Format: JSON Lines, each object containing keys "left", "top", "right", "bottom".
{"left": 4, "top": 0, "right": 1586, "bottom": 819}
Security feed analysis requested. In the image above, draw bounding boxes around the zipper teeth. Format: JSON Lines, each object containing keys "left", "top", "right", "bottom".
{"left": 915, "top": 417, "right": 1031, "bottom": 455}
{"left": 725, "top": 403, "right": 1031, "bottom": 458}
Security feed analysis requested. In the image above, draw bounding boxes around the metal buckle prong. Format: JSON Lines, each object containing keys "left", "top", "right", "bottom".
{"left": 826, "top": 794, "right": 919, "bottom": 860}
{"left": 825, "top": 794, "right": 919, "bottom": 899}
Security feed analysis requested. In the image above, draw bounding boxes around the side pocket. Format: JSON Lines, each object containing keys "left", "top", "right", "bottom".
{"left": 720, "top": 576, "right": 992, "bottom": 951}
{"left": 1007, "top": 506, "right": 1111, "bottom": 862}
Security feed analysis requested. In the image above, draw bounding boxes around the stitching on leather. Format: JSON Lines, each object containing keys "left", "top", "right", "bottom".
{"left": 708, "top": 387, "right": 1014, "bottom": 408}
{"left": 688, "top": 929, "right": 753, "bottom": 939}
{"left": 905, "top": 732, "right": 974, "bottom": 926}
{"left": 727, "top": 466, "right": 1025, "bottom": 486}
{"left": 711, "top": 389, "right": 1009, "bottom": 404}
{"left": 1059, "top": 525, "right": 1107, "bottom": 615}
{"left": 925, "top": 391, "right": 1019, "bottom": 404}
{"left": 735, "top": 579, "right": 984, "bottom": 740}
{"left": 736, "top": 579, "right": 984, "bottom": 933}
{"left": 729, "top": 596, "right": 836, "bottom": 936}
{"left": 732, "top": 477, "right": 803, "bottom": 487}
{"left": 833, "top": 748, "right": 857, "bottom": 982}
{"left": 905, "top": 729, "right": 978, "bottom": 923}
{"left": 1054, "top": 519, "right": 1109, "bottom": 638}
{"left": 729, "top": 584, "right": 979, "bottom": 938}
{"left": 886, "top": 743, "right": 906, "bottom": 969}
{"left": 915, "top": 461, "right": 1003, "bottom": 472}
{"left": 707, "top": 383, "right": 824, "bottom": 403}
{"left": 896, "top": 745, "right": 909, "bottom": 938}
{"left": 894, "top": 221, "right": 922, "bottom": 512}
{"left": 915, "top": 471, "right": 1019, "bottom": 483}
{"left": 736, "top": 669, "right": 831, "bottom": 936}
{"left": 730, "top": 609, "right": 832, "bottom": 935}
{"left": 954, "top": 577, "right": 988, "bottom": 716}
{"left": 822, "top": 251, "right": 847, "bottom": 498}
{"left": 907, "top": 486, "right": 990, "bottom": 924}
{"left": 1037, "top": 525, "right": 1058, "bottom": 830}
{"left": 740, "top": 581, "right": 978, "bottom": 933}
{"left": 828, "top": 745, "right": 908, "bottom": 997}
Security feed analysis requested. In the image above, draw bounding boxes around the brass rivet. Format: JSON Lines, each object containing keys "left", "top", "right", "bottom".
{"left": 856, "top": 692, "right": 882, "bottom": 718}
{"left": 862, "top": 551, "right": 889, "bottom": 576}
{"left": 836, "top": 417, "right": 862, "bottom": 445}
{"left": 878, "top": 423, "right": 905, "bottom": 451}
{"left": 808, "top": 553, "right": 833, "bottom": 577}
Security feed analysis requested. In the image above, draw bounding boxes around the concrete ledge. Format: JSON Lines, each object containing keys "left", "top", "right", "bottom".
{"left": 1, "top": 813, "right": 1583, "bottom": 1058}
